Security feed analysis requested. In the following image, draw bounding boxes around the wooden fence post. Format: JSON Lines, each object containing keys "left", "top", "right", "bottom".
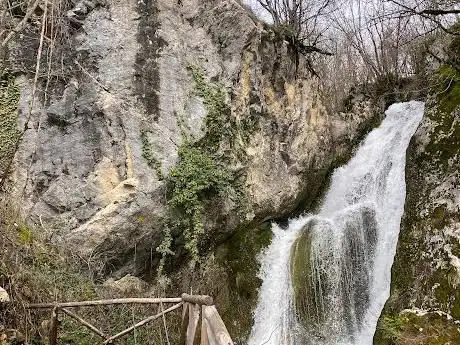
{"left": 201, "top": 315, "right": 209, "bottom": 345}
{"left": 49, "top": 307, "right": 59, "bottom": 345}
{"left": 180, "top": 302, "right": 190, "bottom": 345}
{"left": 185, "top": 303, "right": 201, "bottom": 345}
{"left": 202, "top": 306, "right": 233, "bottom": 345}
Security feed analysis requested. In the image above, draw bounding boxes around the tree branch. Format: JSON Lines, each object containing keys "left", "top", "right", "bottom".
{"left": 1, "top": 0, "right": 41, "bottom": 48}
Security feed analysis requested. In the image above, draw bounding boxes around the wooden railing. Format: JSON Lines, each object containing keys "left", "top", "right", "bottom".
{"left": 26, "top": 293, "right": 233, "bottom": 345}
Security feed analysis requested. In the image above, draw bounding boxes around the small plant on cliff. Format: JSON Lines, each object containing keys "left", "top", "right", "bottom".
{"left": 188, "top": 66, "right": 232, "bottom": 150}
{"left": 376, "top": 315, "right": 406, "bottom": 342}
{"left": 141, "top": 131, "right": 164, "bottom": 180}
{"left": 155, "top": 224, "right": 174, "bottom": 286}
{"left": 167, "top": 144, "right": 232, "bottom": 264}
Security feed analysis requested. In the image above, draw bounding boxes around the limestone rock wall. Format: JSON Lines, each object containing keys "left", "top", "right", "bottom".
{"left": 2, "top": 0, "right": 377, "bottom": 276}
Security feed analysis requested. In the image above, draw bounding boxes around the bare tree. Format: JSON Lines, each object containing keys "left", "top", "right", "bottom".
{"left": 385, "top": 0, "right": 460, "bottom": 35}
{"left": 254, "top": 0, "right": 336, "bottom": 56}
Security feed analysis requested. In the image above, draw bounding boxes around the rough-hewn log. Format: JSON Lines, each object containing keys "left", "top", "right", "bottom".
{"left": 160, "top": 302, "right": 171, "bottom": 345}
{"left": 185, "top": 303, "right": 201, "bottom": 345}
{"left": 181, "top": 294, "right": 214, "bottom": 306}
{"left": 49, "top": 307, "right": 59, "bottom": 345}
{"left": 201, "top": 317, "right": 210, "bottom": 345}
{"left": 202, "top": 306, "right": 233, "bottom": 345}
{"left": 102, "top": 302, "right": 183, "bottom": 344}
{"left": 60, "top": 308, "right": 108, "bottom": 339}
{"left": 27, "top": 297, "right": 182, "bottom": 309}
{"left": 180, "top": 303, "right": 191, "bottom": 345}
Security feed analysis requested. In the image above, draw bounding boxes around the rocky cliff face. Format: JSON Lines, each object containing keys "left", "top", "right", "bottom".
{"left": 375, "top": 36, "right": 460, "bottom": 345}
{"left": 2, "top": 0, "right": 377, "bottom": 281}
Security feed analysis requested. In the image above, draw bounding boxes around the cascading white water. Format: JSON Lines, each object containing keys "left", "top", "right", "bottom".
{"left": 248, "top": 101, "right": 424, "bottom": 345}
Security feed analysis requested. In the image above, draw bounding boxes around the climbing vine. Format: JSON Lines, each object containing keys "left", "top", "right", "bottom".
{"left": 188, "top": 66, "right": 232, "bottom": 151}
{"left": 140, "top": 131, "right": 164, "bottom": 180}
{"left": 154, "top": 66, "right": 251, "bottom": 275}
{"left": 155, "top": 223, "right": 175, "bottom": 286}
{"left": 167, "top": 144, "right": 233, "bottom": 264}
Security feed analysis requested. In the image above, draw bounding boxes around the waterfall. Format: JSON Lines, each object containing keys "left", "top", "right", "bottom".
{"left": 248, "top": 101, "right": 424, "bottom": 345}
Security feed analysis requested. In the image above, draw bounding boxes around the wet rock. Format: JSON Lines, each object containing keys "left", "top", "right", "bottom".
{"left": 375, "top": 38, "right": 460, "bottom": 344}
{"left": 291, "top": 206, "right": 378, "bottom": 337}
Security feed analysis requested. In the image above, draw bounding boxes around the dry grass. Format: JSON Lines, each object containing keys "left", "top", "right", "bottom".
{"left": 0, "top": 200, "right": 183, "bottom": 345}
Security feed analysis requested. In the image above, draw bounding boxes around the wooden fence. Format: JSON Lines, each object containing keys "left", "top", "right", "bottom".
{"left": 26, "top": 293, "right": 233, "bottom": 345}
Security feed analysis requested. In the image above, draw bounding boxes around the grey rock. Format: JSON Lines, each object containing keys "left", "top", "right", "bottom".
{"left": 0, "top": 287, "right": 9, "bottom": 303}
{"left": 6, "top": 0, "right": 378, "bottom": 275}
{"left": 103, "top": 274, "right": 148, "bottom": 294}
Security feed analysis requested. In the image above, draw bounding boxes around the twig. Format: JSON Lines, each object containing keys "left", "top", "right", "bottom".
{"left": 31, "top": 0, "right": 48, "bottom": 112}
{"left": 438, "top": 75, "right": 455, "bottom": 95}
{"left": 74, "top": 59, "right": 111, "bottom": 93}
{"left": 1, "top": 0, "right": 41, "bottom": 48}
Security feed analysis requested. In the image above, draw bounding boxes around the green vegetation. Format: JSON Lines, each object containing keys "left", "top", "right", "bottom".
{"left": 188, "top": 66, "right": 232, "bottom": 151}
{"left": 17, "top": 224, "right": 33, "bottom": 245}
{"left": 0, "top": 69, "right": 21, "bottom": 179}
{"left": 435, "top": 64, "right": 460, "bottom": 114}
{"left": 290, "top": 223, "right": 314, "bottom": 328}
{"left": 163, "top": 222, "right": 272, "bottom": 342}
{"left": 0, "top": 202, "right": 97, "bottom": 339}
{"left": 167, "top": 144, "right": 233, "bottom": 263}
{"left": 375, "top": 315, "right": 406, "bottom": 343}
{"left": 0, "top": 202, "right": 182, "bottom": 345}
{"left": 213, "top": 223, "right": 272, "bottom": 341}
{"left": 154, "top": 66, "right": 251, "bottom": 272}
{"left": 140, "top": 131, "right": 164, "bottom": 180}
{"left": 374, "top": 312, "right": 460, "bottom": 345}
{"left": 155, "top": 224, "right": 174, "bottom": 285}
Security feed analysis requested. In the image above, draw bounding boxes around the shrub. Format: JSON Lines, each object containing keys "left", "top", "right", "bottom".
{"left": 167, "top": 144, "right": 233, "bottom": 263}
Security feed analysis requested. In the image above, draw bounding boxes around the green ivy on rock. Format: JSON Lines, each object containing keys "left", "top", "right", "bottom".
{"left": 167, "top": 144, "right": 233, "bottom": 264}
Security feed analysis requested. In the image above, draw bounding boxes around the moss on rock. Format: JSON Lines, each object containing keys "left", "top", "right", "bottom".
{"left": 290, "top": 222, "right": 314, "bottom": 327}
{"left": 374, "top": 312, "right": 460, "bottom": 345}
{"left": 0, "top": 70, "right": 20, "bottom": 180}
{"left": 375, "top": 43, "right": 460, "bottom": 345}
{"left": 140, "top": 131, "right": 164, "bottom": 180}
{"left": 214, "top": 222, "right": 272, "bottom": 341}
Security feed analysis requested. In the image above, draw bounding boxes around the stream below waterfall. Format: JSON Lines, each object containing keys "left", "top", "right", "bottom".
{"left": 248, "top": 101, "right": 425, "bottom": 345}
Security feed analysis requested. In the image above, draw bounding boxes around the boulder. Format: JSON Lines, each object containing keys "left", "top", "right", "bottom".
{"left": 0, "top": 287, "right": 9, "bottom": 303}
